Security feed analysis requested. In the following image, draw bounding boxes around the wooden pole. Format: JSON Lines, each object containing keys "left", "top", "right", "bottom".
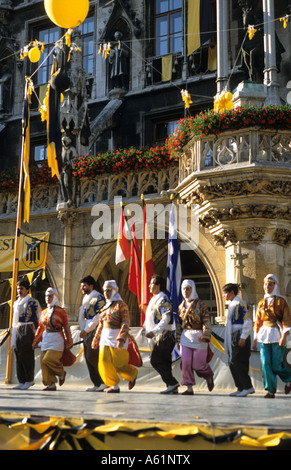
{"left": 5, "top": 82, "right": 28, "bottom": 384}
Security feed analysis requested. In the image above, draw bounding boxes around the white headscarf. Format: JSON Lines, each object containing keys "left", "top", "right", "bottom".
{"left": 45, "top": 287, "right": 60, "bottom": 307}
{"left": 103, "top": 280, "right": 122, "bottom": 302}
{"left": 264, "top": 274, "right": 282, "bottom": 299}
{"left": 181, "top": 279, "right": 198, "bottom": 301}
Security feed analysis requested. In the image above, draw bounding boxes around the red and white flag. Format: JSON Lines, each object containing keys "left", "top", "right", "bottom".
{"left": 115, "top": 206, "right": 131, "bottom": 264}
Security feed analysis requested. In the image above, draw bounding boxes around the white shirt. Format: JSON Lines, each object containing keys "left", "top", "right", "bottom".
{"left": 144, "top": 292, "right": 174, "bottom": 336}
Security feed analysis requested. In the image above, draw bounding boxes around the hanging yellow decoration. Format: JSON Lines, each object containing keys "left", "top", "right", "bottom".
{"left": 65, "top": 29, "right": 73, "bottom": 48}
{"left": 26, "top": 77, "right": 34, "bottom": 102}
{"left": 39, "top": 87, "right": 49, "bottom": 122}
{"left": 28, "top": 46, "right": 41, "bottom": 63}
{"left": 214, "top": 90, "right": 233, "bottom": 113}
{"left": 20, "top": 40, "right": 45, "bottom": 62}
{"left": 280, "top": 16, "right": 289, "bottom": 29}
{"left": 181, "top": 89, "right": 192, "bottom": 109}
{"left": 247, "top": 25, "right": 257, "bottom": 40}
{"left": 101, "top": 43, "right": 111, "bottom": 59}
{"left": 44, "top": 0, "right": 89, "bottom": 29}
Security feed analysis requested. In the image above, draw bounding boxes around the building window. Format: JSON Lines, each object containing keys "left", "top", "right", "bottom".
{"left": 155, "top": 0, "right": 182, "bottom": 56}
{"left": 33, "top": 144, "right": 47, "bottom": 164}
{"left": 153, "top": 119, "right": 179, "bottom": 143}
{"left": 37, "top": 26, "right": 60, "bottom": 85}
{"left": 75, "top": 16, "right": 94, "bottom": 75}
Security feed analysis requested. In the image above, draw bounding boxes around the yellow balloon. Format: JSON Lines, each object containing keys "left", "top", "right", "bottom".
{"left": 28, "top": 46, "right": 41, "bottom": 63}
{"left": 224, "top": 92, "right": 233, "bottom": 101}
{"left": 44, "top": 0, "right": 89, "bottom": 29}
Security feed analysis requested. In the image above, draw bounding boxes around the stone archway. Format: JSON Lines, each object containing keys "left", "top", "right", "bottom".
{"left": 71, "top": 222, "right": 225, "bottom": 326}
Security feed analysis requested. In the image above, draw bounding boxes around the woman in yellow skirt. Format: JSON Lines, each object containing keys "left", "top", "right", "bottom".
{"left": 91, "top": 280, "right": 137, "bottom": 393}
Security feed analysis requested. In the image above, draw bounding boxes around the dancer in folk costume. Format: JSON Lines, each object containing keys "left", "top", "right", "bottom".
{"left": 143, "top": 274, "right": 179, "bottom": 394}
{"left": 223, "top": 283, "right": 254, "bottom": 397}
{"left": 12, "top": 279, "right": 42, "bottom": 390}
{"left": 91, "top": 280, "right": 137, "bottom": 393}
{"left": 78, "top": 276, "right": 107, "bottom": 391}
{"left": 253, "top": 274, "right": 291, "bottom": 398}
{"left": 176, "top": 279, "right": 214, "bottom": 395}
{"left": 32, "top": 288, "right": 73, "bottom": 391}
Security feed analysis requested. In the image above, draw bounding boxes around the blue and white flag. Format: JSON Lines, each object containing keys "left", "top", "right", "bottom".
{"left": 166, "top": 203, "right": 182, "bottom": 327}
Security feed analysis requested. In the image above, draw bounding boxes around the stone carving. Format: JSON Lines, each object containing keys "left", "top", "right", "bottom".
{"left": 273, "top": 228, "right": 291, "bottom": 246}
{"left": 238, "top": 3, "right": 285, "bottom": 82}
{"left": 200, "top": 210, "right": 220, "bottom": 228}
{"left": 198, "top": 204, "right": 291, "bottom": 230}
{"left": 185, "top": 180, "right": 291, "bottom": 203}
{"left": 0, "top": 167, "right": 179, "bottom": 217}
{"left": 57, "top": 208, "right": 79, "bottom": 226}
{"left": 213, "top": 229, "right": 237, "bottom": 247}
{"left": 57, "top": 31, "right": 91, "bottom": 209}
{"left": 59, "top": 131, "right": 77, "bottom": 208}
{"left": 109, "top": 31, "right": 129, "bottom": 91}
{"left": 246, "top": 227, "right": 266, "bottom": 242}
{"left": 238, "top": 1, "right": 264, "bottom": 82}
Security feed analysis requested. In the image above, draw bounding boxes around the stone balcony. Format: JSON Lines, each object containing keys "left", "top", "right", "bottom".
{"left": 177, "top": 128, "right": 291, "bottom": 247}
{"left": 179, "top": 127, "right": 291, "bottom": 179}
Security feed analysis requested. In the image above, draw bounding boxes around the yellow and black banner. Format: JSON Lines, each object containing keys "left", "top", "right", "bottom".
{"left": 0, "top": 414, "right": 290, "bottom": 450}
{"left": 0, "top": 232, "right": 49, "bottom": 272}
{"left": 187, "top": 0, "right": 212, "bottom": 56}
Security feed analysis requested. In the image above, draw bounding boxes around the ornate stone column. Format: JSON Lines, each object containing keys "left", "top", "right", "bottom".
{"left": 57, "top": 209, "right": 78, "bottom": 319}
{"left": 262, "top": 0, "right": 281, "bottom": 105}
{"left": 216, "top": 0, "right": 229, "bottom": 94}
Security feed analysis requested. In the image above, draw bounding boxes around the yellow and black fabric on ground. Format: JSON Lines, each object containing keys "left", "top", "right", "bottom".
{"left": 0, "top": 414, "right": 291, "bottom": 450}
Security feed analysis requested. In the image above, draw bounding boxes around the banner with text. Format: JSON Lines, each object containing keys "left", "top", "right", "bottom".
{"left": 0, "top": 232, "right": 49, "bottom": 272}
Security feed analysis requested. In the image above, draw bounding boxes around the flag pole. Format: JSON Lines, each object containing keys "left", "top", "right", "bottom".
{"left": 5, "top": 80, "right": 28, "bottom": 384}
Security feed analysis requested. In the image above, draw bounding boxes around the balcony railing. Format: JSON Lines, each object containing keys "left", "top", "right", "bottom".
{"left": 0, "top": 167, "right": 179, "bottom": 218}
{"left": 179, "top": 128, "right": 291, "bottom": 182}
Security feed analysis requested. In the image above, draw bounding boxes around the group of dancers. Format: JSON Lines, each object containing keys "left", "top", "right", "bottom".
{"left": 10, "top": 272, "right": 291, "bottom": 398}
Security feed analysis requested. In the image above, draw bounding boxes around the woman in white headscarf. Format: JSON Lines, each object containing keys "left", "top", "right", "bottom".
{"left": 91, "top": 280, "right": 137, "bottom": 393}
{"left": 32, "top": 288, "right": 73, "bottom": 391}
{"left": 253, "top": 274, "right": 291, "bottom": 398}
{"left": 176, "top": 279, "right": 214, "bottom": 395}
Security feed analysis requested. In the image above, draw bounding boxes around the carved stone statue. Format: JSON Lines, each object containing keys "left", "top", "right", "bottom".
{"left": 57, "top": 31, "right": 90, "bottom": 210}
{"left": 59, "top": 130, "right": 76, "bottom": 207}
{"left": 108, "top": 31, "right": 129, "bottom": 90}
{"left": 238, "top": 2, "right": 285, "bottom": 82}
{"left": 238, "top": 1, "right": 264, "bottom": 82}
